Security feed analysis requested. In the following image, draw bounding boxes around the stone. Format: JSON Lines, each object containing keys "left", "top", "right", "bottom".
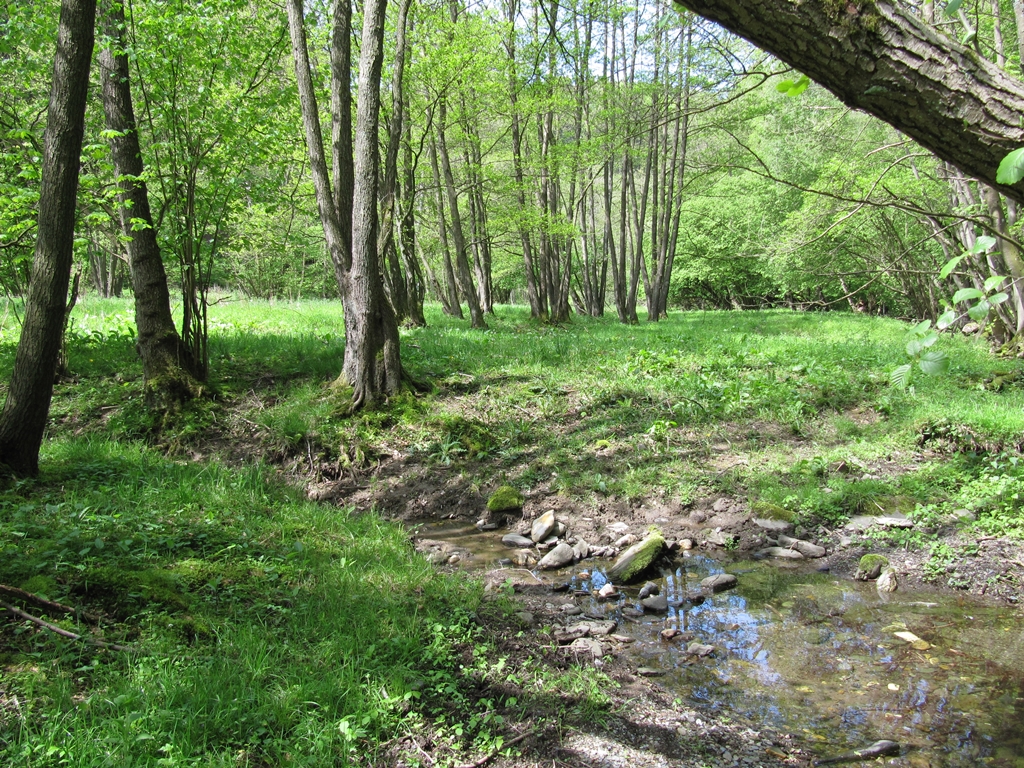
{"left": 554, "top": 624, "right": 590, "bottom": 643}
{"left": 637, "top": 667, "right": 666, "bottom": 677}
{"left": 613, "top": 533, "right": 637, "bottom": 548}
{"left": 705, "top": 528, "right": 735, "bottom": 548}
{"left": 560, "top": 604, "right": 583, "bottom": 616}
{"left": 641, "top": 594, "right": 669, "bottom": 613}
{"left": 622, "top": 607, "right": 644, "bottom": 618}
{"left": 487, "top": 485, "right": 525, "bottom": 512}
{"left": 554, "top": 521, "right": 568, "bottom": 538}
{"left": 538, "top": 542, "right": 575, "bottom": 570}
{"left": 679, "top": 538, "right": 694, "bottom": 550}
{"left": 597, "top": 583, "right": 617, "bottom": 599}
{"left": 660, "top": 628, "right": 682, "bottom": 641}
{"left": 567, "top": 637, "right": 605, "bottom": 658}
{"left": 573, "top": 538, "right": 590, "bottom": 560}
{"left": 713, "top": 497, "right": 731, "bottom": 513}
{"left": 447, "top": 555, "right": 461, "bottom": 565}
{"left": 701, "top": 573, "right": 738, "bottom": 593}
{"left": 475, "top": 520, "right": 499, "bottom": 531}
{"left": 607, "top": 529, "right": 667, "bottom": 583}
{"left": 531, "top": 510, "right": 556, "bottom": 543}
{"left": 610, "top": 634, "right": 634, "bottom": 643}
{"left": 638, "top": 581, "right": 660, "bottom": 599}
{"left": 855, "top": 554, "right": 889, "bottom": 581}
{"left": 581, "top": 620, "right": 617, "bottom": 635}
{"left": 753, "top": 518, "right": 795, "bottom": 534}
{"left": 877, "top": 567, "right": 898, "bottom": 593}
{"left": 607, "top": 522, "right": 630, "bottom": 535}
{"left": 759, "top": 547, "right": 804, "bottom": 560}
{"left": 510, "top": 550, "right": 537, "bottom": 567}
{"left": 953, "top": 508, "right": 977, "bottom": 522}
{"left": 777, "top": 534, "right": 826, "bottom": 558}
{"left": 875, "top": 516, "right": 914, "bottom": 529}
{"left": 502, "top": 533, "right": 534, "bottom": 548}
{"left": 515, "top": 611, "right": 534, "bottom": 626}
{"left": 686, "top": 642, "right": 715, "bottom": 657}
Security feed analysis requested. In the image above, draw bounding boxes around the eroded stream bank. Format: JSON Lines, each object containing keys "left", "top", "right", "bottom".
{"left": 413, "top": 519, "right": 1024, "bottom": 767}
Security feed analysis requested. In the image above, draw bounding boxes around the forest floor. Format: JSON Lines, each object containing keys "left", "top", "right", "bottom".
{"left": 3, "top": 300, "right": 1024, "bottom": 766}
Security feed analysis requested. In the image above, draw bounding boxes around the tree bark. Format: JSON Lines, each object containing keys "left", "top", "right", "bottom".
{"left": 0, "top": 0, "right": 96, "bottom": 477}
{"left": 671, "top": 0, "right": 1024, "bottom": 203}
{"left": 98, "top": 0, "right": 203, "bottom": 408}
{"left": 287, "top": 0, "right": 401, "bottom": 409}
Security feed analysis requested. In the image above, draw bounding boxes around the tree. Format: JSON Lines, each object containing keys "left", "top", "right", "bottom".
{"left": 670, "top": 0, "right": 1024, "bottom": 204}
{"left": 0, "top": 0, "right": 95, "bottom": 477}
{"left": 288, "top": 0, "right": 402, "bottom": 409}
{"left": 98, "top": 0, "right": 202, "bottom": 408}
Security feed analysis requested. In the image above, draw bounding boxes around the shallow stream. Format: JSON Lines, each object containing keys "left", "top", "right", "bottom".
{"left": 414, "top": 520, "right": 1024, "bottom": 767}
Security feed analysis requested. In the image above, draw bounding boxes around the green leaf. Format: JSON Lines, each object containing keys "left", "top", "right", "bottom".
{"left": 939, "top": 254, "right": 965, "bottom": 280}
{"left": 968, "top": 300, "right": 991, "bottom": 321}
{"left": 906, "top": 339, "right": 924, "bottom": 357}
{"left": 944, "top": 0, "right": 964, "bottom": 15}
{"left": 937, "top": 310, "right": 957, "bottom": 330}
{"left": 996, "top": 147, "right": 1024, "bottom": 185}
{"left": 990, "top": 291, "right": 1010, "bottom": 305}
{"left": 971, "top": 235, "right": 997, "bottom": 254}
{"left": 776, "top": 75, "right": 810, "bottom": 97}
{"left": 984, "top": 275, "right": 1006, "bottom": 291}
{"left": 919, "top": 349, "right": 950, "bottom": 376}
{"left": 911, "top": 320, "right": 932, "bottom": 336}
{"left": 953, "top": 287, "right": 985, "bottom": 304}
{"left": 920, "top": 330, "right": 939, "bottom": 348}
{"left": 890, "top": 363, "right": 912, "bottom": 389}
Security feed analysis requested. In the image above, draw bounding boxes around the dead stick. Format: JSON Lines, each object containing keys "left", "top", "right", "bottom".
{"left": 1, "top": 600, "right": 135, "bottom": 652}
{"left": 0, "top": 584, "right": 76, "bottom": 616}
{"left": 455, "top": 731, "right": 531, "bottom": 768}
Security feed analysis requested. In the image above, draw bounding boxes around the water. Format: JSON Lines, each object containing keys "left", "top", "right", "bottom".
{"left": 416, "top": 522, "right": 1024, "bottom": 767}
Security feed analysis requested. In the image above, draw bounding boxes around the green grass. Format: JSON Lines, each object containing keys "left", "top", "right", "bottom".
{"left": 3, "top": 296, "right": 1024, "bottom": 765}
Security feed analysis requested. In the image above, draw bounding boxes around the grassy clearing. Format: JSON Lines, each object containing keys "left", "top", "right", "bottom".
{"left": 2, "top": 297, "right": 1024, "bottom": 765}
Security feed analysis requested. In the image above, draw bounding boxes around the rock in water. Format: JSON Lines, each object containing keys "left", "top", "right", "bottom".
{"left": 641, "top": 594, "right": 669, "bottom": 613}
{"left": 876, "top": 567, "right": 898, "bottom": 593}
{"left": 538, "top": 541, "right": 575, "bottom": 570}
{"left": 814, "top": 740, "right": 900, "bottom": 765}
{"left": 759, "top": 546, "right": 804, "bottom": 560}
{"left": 855, "top": 554, "right": 889, "bottom": 581}
{"left": 777, "top": 534, "right": 826, "bottom": 558}
{"left": 638, "top": 581, "right": 660, "bottom": 599}
{"left": 573, "top": 537, "right": 590, "bottom": 560}
{"left": 701, "top": 573, "right": 738, "bottom": 593}
{"left": 502, "top": 533, "right": 534, "bottom": 548}
{"left": 607, "top": 529, "right": 666, "bottom": 583}
{"left": 531, "top": 510, "right": 556, "bottom": 543}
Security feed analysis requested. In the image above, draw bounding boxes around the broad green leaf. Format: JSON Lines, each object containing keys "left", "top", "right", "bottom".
{"left": 911, "top": 320, "right": 932, "bottom": 336}
{"left": 968, "top": 300, "right": 991, "bottom": 321}
{"left": 937, "top": 310, "right": 957, "bottom": 329}
{"left": 944, "top": 0, "right": 964, "bottom": 15}
{"left": 953, "top": 287, "right": 985, "bottom": 304}
{"left": 990, "top": 291, "right": 1010, "bottom": 305}
{"left": 971, "top": 235, "right": 997, "bottom": 254}
{"left": 906, "top": 338, "right": 924, "bottom": 357}
{"left": 984, "top": 275, "right": 1006, "bottom": 291}
{"left": 776, "top": 79, "right": 796, "bottom": 93}
{"left": 939, "top": 254, "right": 965, "bottom": 280}
{"left": 996, "top": 147, "right": 1024, "bottom": 185}
{"left": 890, "top": 363, "right": 912, "bottom": 389}
{"left": 776, "top": 75, "right": 810, "bottom": 97}
{"left": 919, "top": 350, "right": 950, "bottom": 376}
{"left": 920, "top": 331, "right": 939, "bottom": 348}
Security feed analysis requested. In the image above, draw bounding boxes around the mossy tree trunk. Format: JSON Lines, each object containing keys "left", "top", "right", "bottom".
{"left": 0, "top": 0, "right": 96, "bottom": 477}
{"left": 98, "top": 0, "right": 204, "bottom": 411}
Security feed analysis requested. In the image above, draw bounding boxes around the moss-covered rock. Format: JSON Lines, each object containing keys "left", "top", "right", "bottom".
{"left": 487, "top": 485, "right": 525, "bottom": 513}
{"left": 608, "top": 528, "right": 666, "bottom": 584}
{"left": 855, "top": 554, "right": 889, "bottom": 581}
{"left": 750, "top": 501, "right": 796, "bottom": 522}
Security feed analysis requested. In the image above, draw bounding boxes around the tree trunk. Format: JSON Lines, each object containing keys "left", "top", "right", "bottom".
{"left": 98, "top": 0, "right": 203, "bottom": 409}
{"left": 287, "top": 0, "right": 401, "bottom": 409}
{"left": 671, "top": 0, "right": 1024, "bottom": 203}
{"left": 0, "top": 0, "right": 95, "bottom": 477}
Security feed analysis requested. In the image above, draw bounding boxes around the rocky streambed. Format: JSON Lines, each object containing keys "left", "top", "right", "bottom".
{"left": 411, "top": 500, "right": 1024, "bottom": 767}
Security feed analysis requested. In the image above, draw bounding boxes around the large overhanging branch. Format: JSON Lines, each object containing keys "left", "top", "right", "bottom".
{"left": 672, "top": 0, "right": 1024, "bottom": 203}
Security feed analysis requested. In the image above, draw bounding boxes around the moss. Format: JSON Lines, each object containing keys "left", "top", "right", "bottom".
{"left": 608, "top": 528, "right": 666, "bottom": 583}
{"left": 487, "top": 485, "right": 525, "bottom": 513}
{"left": 19, "top": 575, "right": 58, "bottom": 598}
{"left": 858, "top": 554, "right": 888, "bottom": 571}
{"left": 751, "top": 501, "right": 797, "bottom": 522}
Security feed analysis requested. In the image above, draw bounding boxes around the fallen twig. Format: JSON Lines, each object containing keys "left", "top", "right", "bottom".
{"left": 0, "top": 584, "right": 94, "bottom": 621}
{"left": 1, "top": 600, "right": 135, "bottom": 652}
{"left": 455, "top": 731, "right": 531, "bottom": 768}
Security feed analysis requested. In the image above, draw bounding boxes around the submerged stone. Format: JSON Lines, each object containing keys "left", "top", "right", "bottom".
{"left": 701, "top": 573, "right": 738, "bottom": 593}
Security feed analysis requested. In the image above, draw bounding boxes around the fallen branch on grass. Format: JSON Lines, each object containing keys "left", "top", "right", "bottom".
{"left": 454, "top": 730, "right": 532, "bottom": 768}
{"left": 0, "top": 583, "right": 99, "bottom": 621}
{"left": 1, "top": 600, "right": 135, "bottom": 652}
